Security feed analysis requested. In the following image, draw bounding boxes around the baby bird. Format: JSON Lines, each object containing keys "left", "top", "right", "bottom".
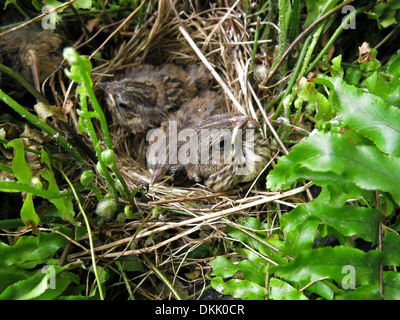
{"left": 147, "top": 90, "right": 223, "bottom": 184}
{"left": 98, "top": 63, "right": 209, "bottom": 133}
{"left": 0, "top": 29, "right": 63, "bottom": 92}
{"left": 148, "top": 90, "right": 270, "bottom": 192}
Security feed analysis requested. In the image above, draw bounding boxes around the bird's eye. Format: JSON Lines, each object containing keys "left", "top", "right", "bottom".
{"left": 117, "top": 103, "right": 130, "bottom": 113}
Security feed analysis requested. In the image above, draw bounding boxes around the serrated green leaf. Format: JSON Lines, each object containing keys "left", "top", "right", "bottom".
{"left": 282, "top": 220, "right": 319, "bottom": 256}
{"left": 236, "top": 259, "right": 266, "bottom": 287}
{"left": 267, "top": 132, "right": 400, "bottom": 204}
{"left": 383, "top": 232, "right": 400, "bottom": 266}
{"left": 273, "top": 246, "right": 382, "bottom": 286}
{"left": 269, "top": 278, "right": 308, "bottom": 300}
{"left": 330, "top": 77, "right": 400, "bottom": 157}
{"left": 0, "top": 266, "right": 75, "bottom": 300}
{"left": 209, "top": 256, "right": 239, "bottom": 278}
{"left": 0, "top": 266, "right": 33, "bottom": 293}
{"left": 338, "top": 284, "right": 382, "bottom": 300}
{"left": 0, "top": 233, "right": 67, "bottom": 269}
{"left": 383, "top": 271, "right": 400, "bottom": 300}
{"left": 210, "top": 276, "right": 267, "bottom": 300}
{"left": 282, "top": 203, "right": 381, "bottom": 243}
{"left": 297, "top": 77, "right": 332, "bottom": 121}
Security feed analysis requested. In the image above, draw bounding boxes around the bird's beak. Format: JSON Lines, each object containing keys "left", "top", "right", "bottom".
{"left": 230, "top": 115, "right": 251, "bottom": 145}
{"left": 26, "top": 49, "right": 40, "bottom": 92}
{"left": 97, "top": 82, "right": 113, "bottom": 92}
{"left": 150, "top": 167, "right": 167, "bottom": 185}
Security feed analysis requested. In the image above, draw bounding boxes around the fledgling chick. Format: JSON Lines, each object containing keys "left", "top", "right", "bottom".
{"left": 98, "top": 63, "right": 209, "bottom": 134}
{"left": 148, "top": 90, "right": 270, "bottom": 192}
{"left": 0, "top": 29, "right": 63, "bottom": 92}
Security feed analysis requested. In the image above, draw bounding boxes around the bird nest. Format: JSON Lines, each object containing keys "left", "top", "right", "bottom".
{"left": 85, "top": 2, "right": 276, "bottom": 201}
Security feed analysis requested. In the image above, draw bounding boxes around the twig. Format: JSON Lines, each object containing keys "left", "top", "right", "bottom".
{"left": 148, "top": 191, "right": 232, "bottom": 205}
{"left": 179, "top": 25, "right": 246, "bottom": 114}
{"left": 141, "top": 253, "right": 183, "bottom": 300}
{"left": 68, "top": 182, "right": 313, "bottom": 260}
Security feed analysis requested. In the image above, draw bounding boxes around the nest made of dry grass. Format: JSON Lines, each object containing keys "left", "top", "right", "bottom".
{"left": 56, "top": 1, "right": 310, "bottom": 297}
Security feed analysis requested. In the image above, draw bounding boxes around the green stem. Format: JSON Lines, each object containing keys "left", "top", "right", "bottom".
{"left": 115, "top": 261, "right": 135, "bottom": 300}
{"left": 72, "top": 66, "right": 113, "bottom": 150}
{"left": 272, "top": 0, "right": 342, "bottom": 120}
{"left": 305, "top": 7, "right": 361, "bottom": 75}
{"left": 250, "top": 16, "right": 261, "bottom": 78}
{"left": 141, "top": 254, "right": 182, "bottom": 300}
{"left": 288, "top": 0, "right": 300, "bottom": 42}
{"left": 0, "top": 89, "right": 90, "bottom": 170}
{"left": 263, "top": 0, "right": 356, "bottom": 85}
{"left": 63, "top": 48, "right": 133, "bottom": 205}
{"left": 59, "top": 169, "right": 105, "bottom": 300}
{"left": 273, "top": 35, "right": 312, "bottom": 120}
{"left": 275, "top": 0, "right": 291, "bottom": 79}
{"left": 0, "top": 63, "right": 50, "bottom": 104}
{"left": 78, "top": 93, "right": 118, "bottom": 203}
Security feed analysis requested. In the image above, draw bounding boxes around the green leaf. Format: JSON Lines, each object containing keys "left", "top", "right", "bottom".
{"left": 20, "top": 193, "right": 40, "bottom": 227}
{"left": 269, "top": 279, "right": 308, "bottom": 300}
{"left": 303, "top": 280, "right": 335, "bottom": 300}
{"left": 0, "top": 180, "right": 65, "bottom": 199}
{"left": 297, "top": 77, "right": 332, "bottom": 121}
{"left": 0, "top": 267, "right": 76, "bottom": 300}
{"left": 121, "top": 256, "right": 144, "bottom": 272}
{"left": 273, "top": 246, "right": 382, "bottom": 286}
{"left": 267, "top": 132, "right": 400, "bottom": 204}
{"left": 331, "top": 55, "right": 344, "bottom": 78}
{"left": 383, "top": 271, "right": 400, "bottom": 300}
{"left": 387, "top": 50, "right": 400, "bottom": 76}
{"left": 344, "top": 67, "right": 363, "bottom": 86}
{"left": 282, "top": 203, "right": 381, "bottom": 243}
{"left": 236, "top": 259, "right": 267, "bottom": 287}
{"left": 210, "top": 276, "right": 267, "bottom": 300}
{"left": 209, "top": 256, "right": 239, "bottom": 278}
{"left": 383, "top": 232, "right": 400, "bottom": 266}
{"left": 0, "top": 233, "right": 67, "bottom": 269}
{"left": 338, "top": 284, "right": 382, "bottom": 300}
{"left": 0, "top": 266, "right": 33, "bottom": 293}
{"left": 6, "top": 139, "right": 32, "bottom": 184}
{"left": 282, "top": 220, "right": 319, "bottom": 256}
{"left": 73, "top": 0, "right": 92, "bottom": 10}
{"left": 330, "top": 77, "right": 400, "bottom": 157}
{"left": 41, "top": 169, "right": 75, "bottom": 223}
